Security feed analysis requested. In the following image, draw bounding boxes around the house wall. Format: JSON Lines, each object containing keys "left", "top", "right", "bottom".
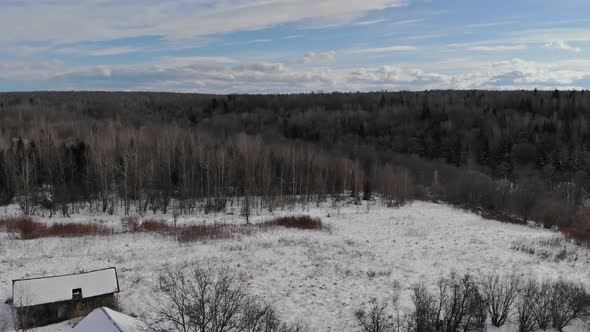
{"left": 16, "top": 293, "right": 118, "bottom": 329}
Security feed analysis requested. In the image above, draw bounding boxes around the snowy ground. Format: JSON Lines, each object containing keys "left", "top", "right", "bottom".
{"left": 1, "top": 201, "right": 589, "bottom": 331}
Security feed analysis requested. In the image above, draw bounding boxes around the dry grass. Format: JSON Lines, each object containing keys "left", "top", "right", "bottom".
{"left": 261, "top": 215, "right": 325, "bottom": 230}
{"left": 178, "top": 224, "right": 252, "bottom": 243}
{"left": 0, "top": 216, "right": 113, "bottom": 239}
{"left": 562, "top": 221, "right": 590, "bottom": 246}
{"left": 141, "top": 218, "right": 171, "bottom": 233}
{"left": 178, "top": 215, "right": 325, "bottom": 242}
{"left": 1, "top": 215, "right": 325, "bottom": 242}
{"left": 125, "top": 215, "right": 141, "bottom": 232}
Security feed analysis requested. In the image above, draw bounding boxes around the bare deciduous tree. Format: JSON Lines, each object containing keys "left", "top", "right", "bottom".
{"left": 146, "top": 265, "right": 306, "bottom": 332}
{"left": 355, "top": 301, "right": 393, "bottom": 332}
{"left": 482, "top": 274, "right": 521, "bottom": 327}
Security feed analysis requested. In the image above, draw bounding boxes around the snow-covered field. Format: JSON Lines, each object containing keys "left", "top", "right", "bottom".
{"left": 1, "top": 201, "right": 589, "bottom": 331}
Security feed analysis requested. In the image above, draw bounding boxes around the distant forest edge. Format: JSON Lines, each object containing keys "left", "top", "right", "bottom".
{"left": 0, "top": 90, "right": 589, "bottom": 243}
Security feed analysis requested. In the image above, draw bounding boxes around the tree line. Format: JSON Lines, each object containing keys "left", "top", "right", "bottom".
{"left": 0, "top": 91, "right": 589, "bottom": 241}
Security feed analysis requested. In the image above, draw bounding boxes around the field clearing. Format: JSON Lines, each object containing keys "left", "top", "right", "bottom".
{"left": 1, "top": 201, "right": 589, "bottom": 331}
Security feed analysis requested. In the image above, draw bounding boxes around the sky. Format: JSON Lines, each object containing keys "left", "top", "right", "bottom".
{"left": 1, "top": 0, "right": 590, "bottom": 93}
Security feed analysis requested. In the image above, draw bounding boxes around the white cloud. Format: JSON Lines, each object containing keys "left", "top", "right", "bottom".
{"left": 544, "top": 41, "right": 581, "bottom": 52}
{"left": 467, "top": 21, "right": 514, "bottom": 28}
{"left": 5, "top": 57, "right": 590, "bottom": 93}
{"left": 0, "top": 0, "right": 408, "bottom": 44}
{"left": 56, "top": 46, "right": 142, "bottom": 57}
{"left": 348, "top": 45, "right": 417, "bottom": 54}
{"left": 466, "top": 45, "right": 527, "bottom": 52}
{"left": 296, "top": 51, "right": 336, "bottom": 65}
{"left": 354, "top": 19, "right": 389, "bottom": 26}
{"left": 390, "top": 18, "right": 424, "bottom": 25}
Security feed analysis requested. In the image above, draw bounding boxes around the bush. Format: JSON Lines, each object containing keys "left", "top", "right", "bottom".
{"left": 0, "top": 216, "right": 39, "bottom": 239}
{"left": 0, "top": 216, "right": 113, "bottom": 239}
{"left": 409, "top": 285, "right": 438, "bottom": 332}
{"left": 355, "top": 301, "right": 393, "bottom": 332}
{"left": 178, "top": 224, "right": 245, "bottom": 242}
{"left": 481, "top": 274, "right": 521, "bottom": 327}
{"left": 146, "top": 265, "right": 307, "bottom": 332}
{"left": 535, "top": 280, "right": 554, "bottom": 330}
{"left": 125, "top": 215, "right": 140, "bottom": 232}
{"left": 140, "top": 219, "right": 171, "bottom": 233}
{"left": 261, "top": 215, "right": 325, "bottom": 230}
{"left": 550, "top": 280, "right": 590, "bottom": 331}
{"left": 437, "top": 273, "right": 485, "bottom": 332}
{"left": 516, "top": 280, "right": 539, "bottom": 332}
{"left": 47, "top": 222, "right": 113, "bottom": 237}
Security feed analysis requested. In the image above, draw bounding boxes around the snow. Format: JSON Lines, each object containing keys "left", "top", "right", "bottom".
{"left": 12, "top": 268, "right": 119, "bottom": 307}
{"left": 72, "top": 307, "right": 141, "bottom": 332}
{"left": 1, "top": 201, "right": 589, "bottom": 331}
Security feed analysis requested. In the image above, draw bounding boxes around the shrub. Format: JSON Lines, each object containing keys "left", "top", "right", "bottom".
{"left": 535, "top": 280, "right": 554, "bottom": 330}
{"left": 563, "top": 216, "right": 590, "bottom": 245}
{"left": 146, "top": 265, "right": 307, "bottom": 332}
{"left": 355, "top": 301, "right": 393, "bottom": 332}
{"left": 0, "top": 217, "right": 113, "bottom": 239}
{"left": 482, "top": 274, "right": 521, "bottom": 327}
{"left": 140, "top": 219, "right": 171, "bottom": 233}
{"left": 516, "top": 280, "right": 539, "bottom": 332}
{"left": 178, "top": 224, "right": 250, "bottom": 242}
{"left": 409, "top": 284, "right": 438, "bottom": 332}
{"left": 437, "top": 273, "right": 484, "bottom": 332}
{"left": 125, "top": 215, "right": 140, "bottom": 232}
{"left": 261, "top": 215, "right": 325, "bottom": 230}
{"left": 550, "top": 280, "right": 590, "bottom": 331}
{"left": 47, "top": 222, "right": 112, "bottom": 237}
{"left": 0, "top": 216, "right": 40, "bottom": 239}
{"left": 532, "top": 198, "right": 573, "bottom": 229}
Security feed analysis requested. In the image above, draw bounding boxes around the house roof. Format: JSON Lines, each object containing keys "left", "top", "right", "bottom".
{"left": 72, "top": 307, "right": 141, "bottom": 332}
{"left": 12, "top": 267, "right": 120, "bottom": 307}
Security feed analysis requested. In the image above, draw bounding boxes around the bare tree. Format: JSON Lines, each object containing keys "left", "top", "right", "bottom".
{"left": 549, "top": 281, "right": 590, "bottom": 331}
{"left": 146, "top": 265, "right": 306, "bottom": 332}
{"left": 516, "top": 279, "right": 539, "bottom": 332}
{"left": 355, "top": 301, "right": 393, "bottom": 332}
{"left": 409, "top": 284, "right": 438, "bottom": 332}
{"left": 482, "top": 274, "right": 521, "bottom": 327}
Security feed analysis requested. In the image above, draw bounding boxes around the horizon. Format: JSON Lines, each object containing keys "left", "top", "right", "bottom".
{"left": 1, "top": 0, "right": 590, "bottom": 93}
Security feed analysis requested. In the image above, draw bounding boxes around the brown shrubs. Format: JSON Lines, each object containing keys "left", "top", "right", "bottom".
{"left": 0, "top": 215, "right": 324, "bottom": 242}
{"left": 140, "top": 218, "right": 171, "bottom": 233}
{"left": 0, "top": 216, "right": 113, "bottom": 239}
{"left": 261, "top": 215, "right": 325, "bottom": 230}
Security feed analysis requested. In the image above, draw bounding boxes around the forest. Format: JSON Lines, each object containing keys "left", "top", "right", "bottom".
{"left": 0, "top": 90, "right": 589, "bottom": 243}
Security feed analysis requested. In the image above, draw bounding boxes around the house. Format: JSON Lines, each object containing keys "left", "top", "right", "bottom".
{"left": 12, "top": 267, "right": 120, "bottom": 329}
{"left": 73, "top": 307, "right": 141, "bottom": 332}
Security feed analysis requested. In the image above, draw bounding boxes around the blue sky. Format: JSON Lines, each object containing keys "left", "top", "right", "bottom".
{"left": 1, "top": 0, "right": 589, "bottom": 93}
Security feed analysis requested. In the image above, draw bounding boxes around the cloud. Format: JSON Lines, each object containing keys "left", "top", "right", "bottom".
{"left": 5, "top": 57, "right": 590, "bottom": 93}
{"left": 348, "top": 45, "right": 417, "bottom": 54}
{"left": 544, "top": 41, "right": 581, "bottom": 52}
{"left": 354, "top": 19, "right": 389, "bottom": 26}
{"left": 0, "top": 0, "right": 408, "bottom": 44}
{"left": 466, "top": 45, "right": 527, "bottom": 52}
{"left": 467, "top": 21, "right": 514, "bottom": 28}
{"left": 57, "top": 46, "right": 142, "bottom": 57}
{"left": 296, "top": 51, "right": 336, "bottom": 65}
{"left": 389, "top": 18, "right": 425, "bottom": 25}
{"left": 89, "top": 47, "right": 142, "bottom": 56}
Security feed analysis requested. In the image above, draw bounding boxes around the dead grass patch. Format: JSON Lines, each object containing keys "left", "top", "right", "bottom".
{"left": 260, "top": 215, "right": 325, "bottom": 230}
{"left": 178, "top": 224, "right": 255, "bottom": 243}
{"left": 0, "top": 216, "right": 113, "bottom": 239}
{"left": 141, "top": 218, "right": 171, "bottom": 233}
{"left": 1, "top": 215, "right": 325, "bottom": 242}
